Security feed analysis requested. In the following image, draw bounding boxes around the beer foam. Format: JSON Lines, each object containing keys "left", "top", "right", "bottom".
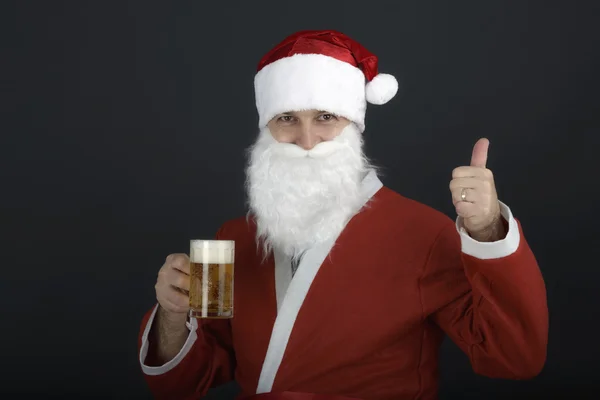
{"left": 190, "top": 240, "right": 235, "bottom": 264}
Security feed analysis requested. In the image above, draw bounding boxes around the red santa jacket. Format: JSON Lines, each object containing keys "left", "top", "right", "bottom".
{"left": 137, "top": 170, "right": 548, "bottom": 400}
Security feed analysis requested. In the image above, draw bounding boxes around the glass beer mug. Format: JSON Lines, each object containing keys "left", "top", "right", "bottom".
{"left": 189, "top": 240, "right": 235, "bottom": 319}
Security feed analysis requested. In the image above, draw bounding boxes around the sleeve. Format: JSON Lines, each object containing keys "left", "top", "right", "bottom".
{"left": 136, "top": 225, "right": 236, "bottom": 399}
{"left": 420, "top": 201, "right": 549, "bottom": 379}
{"left": 455, "top": 201, "right": 521, "bottom": 260}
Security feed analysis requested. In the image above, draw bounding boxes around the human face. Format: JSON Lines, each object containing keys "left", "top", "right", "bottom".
{"left": 266, "top": 110, "right": 352, "bottom": 150}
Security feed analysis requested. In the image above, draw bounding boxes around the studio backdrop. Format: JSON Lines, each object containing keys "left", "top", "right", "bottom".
{"left": 4, "top": 0, "right": 599, "bottom": 399}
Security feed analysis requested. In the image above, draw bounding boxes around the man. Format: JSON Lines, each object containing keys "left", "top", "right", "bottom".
{"left": 137, "top": 30, "right": 548, "bottom": 400}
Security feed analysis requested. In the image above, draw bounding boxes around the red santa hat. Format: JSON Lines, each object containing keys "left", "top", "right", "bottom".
{"left": 254, "top": 30, "right": 398, "bottom": 131}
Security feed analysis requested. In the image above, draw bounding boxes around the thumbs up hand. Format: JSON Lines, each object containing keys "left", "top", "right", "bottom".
{"left": 449, "top": 138, "right": 505, "bottom": 241}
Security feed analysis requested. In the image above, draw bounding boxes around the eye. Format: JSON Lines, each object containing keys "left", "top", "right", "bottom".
{"left": 318, "top": 113, "right": 338, "bottom": 122}
{"left": 277, "top": 115, "right": 295, "bottom": 123}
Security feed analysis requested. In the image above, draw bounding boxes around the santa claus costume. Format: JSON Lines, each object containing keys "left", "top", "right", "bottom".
{"left": 137, "top": 30, "right": 548, "bottom": 400}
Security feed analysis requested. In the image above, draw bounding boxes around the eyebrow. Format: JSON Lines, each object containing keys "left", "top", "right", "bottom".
{"left": 317, "top": 110, "right": 338, "bottom": 115}
{"left": 277, "top": 110, "right": 335, "bottom": 117}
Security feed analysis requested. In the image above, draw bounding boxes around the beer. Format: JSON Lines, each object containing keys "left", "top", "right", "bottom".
{"left": 189, "top": 240, "right": 235, "bottom": 319}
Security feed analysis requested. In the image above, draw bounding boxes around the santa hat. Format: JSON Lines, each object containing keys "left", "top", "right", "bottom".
{"left": 254, "top": 30, "right": 398, "bottom": 131}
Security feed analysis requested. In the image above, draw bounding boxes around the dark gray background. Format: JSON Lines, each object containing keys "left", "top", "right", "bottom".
{"left": 4, "top": 0, "right": 599, "bottom": 399}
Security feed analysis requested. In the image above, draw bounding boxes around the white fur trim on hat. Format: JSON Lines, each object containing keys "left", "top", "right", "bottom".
{"left": 254, "top": 53, "right": 368, "bottom": 130}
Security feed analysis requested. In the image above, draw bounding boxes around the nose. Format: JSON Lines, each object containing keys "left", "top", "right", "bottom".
{"left": 295, "top": 125, "right": 321, "bottom": 150}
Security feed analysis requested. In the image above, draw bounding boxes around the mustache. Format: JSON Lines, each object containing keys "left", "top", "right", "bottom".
{"left": 269, "top": 140, "right": 347, "bottom": 159}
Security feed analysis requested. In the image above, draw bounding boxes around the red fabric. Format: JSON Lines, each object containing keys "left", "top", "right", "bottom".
{"left": 239, "top": 392, "right": 362, "bottom": 400}
{"left": 256, "top": 30, "right": 379, "bottom": 82}
{"left": 137, "top": 186, "right": 548, "bottom": 400}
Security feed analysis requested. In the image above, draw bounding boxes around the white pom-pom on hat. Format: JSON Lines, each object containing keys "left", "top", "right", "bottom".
{"left": 365, "top": 73, "right": 398, "bottom": 105}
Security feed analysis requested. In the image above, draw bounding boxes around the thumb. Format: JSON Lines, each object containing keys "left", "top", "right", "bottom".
{"left": 470, "top": 138, "right": 489, "bottom": 168}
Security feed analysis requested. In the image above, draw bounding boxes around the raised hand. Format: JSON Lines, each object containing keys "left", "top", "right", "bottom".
{"left": 449, "top": 138, "right": 505, "bottom": 241}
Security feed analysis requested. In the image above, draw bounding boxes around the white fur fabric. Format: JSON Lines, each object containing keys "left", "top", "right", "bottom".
{"left": 245, "top": 123, "right": 372, "bottom": 261}
{"left": 254, "top": 53, "right": 368, "bottom": 131}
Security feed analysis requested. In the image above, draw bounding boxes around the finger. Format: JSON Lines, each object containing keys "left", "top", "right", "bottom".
{"left": 470, "top": 138, "right": 489, "bottom": 168}
{"left": 156, "top": 281, "right": 187, "bottom": 313}
{"left": 451, "top": 187, "right": 477, "bottom": 205}
{"left": 167, "top": 267, "right": 190, "bottom": 292}
{"left": 160, "top": 286, "right": 190, "bottom": 312}
{"left": 158, "top": 264, "right": 190, "bottom": 292}
{"left": 449, "top": 177, "right": 484, "bottom": 191}
{"left": 455, "top": 201, "right": 480, "bottom": 219}
{"left": 169, "top": 253, "right": 190, "bottom": 275}
{"left": 450, "top": 178, "right": 486, "bottom": 206}
{"left": 452, "top": 166, "right": 492, "bottom": 179}
{"left": 165, "top": 287, "right": 189, "bottom": 310}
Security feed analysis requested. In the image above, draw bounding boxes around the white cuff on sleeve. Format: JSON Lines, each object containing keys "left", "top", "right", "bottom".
{"left": 139, "top": 304, "right": 198, "bottom": 376}
{"left": 456, "top": 200, "right": 521, "bottom": 260}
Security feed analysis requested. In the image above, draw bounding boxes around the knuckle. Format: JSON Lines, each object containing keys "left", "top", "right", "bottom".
{"left": 174, "top": 253, "right": 189, "bottom": 262}
{"left": 450, "top": 179, "right": 462, "bottom": 190}
{"left": 181, "top": 275, "right": 190, "bottom": 289}
{"left": 170, "top": 254, "right": 188, "bottom": 267}
{"left": 157, "top": 268, "right": 168, "bottom": 282}
{"left": 174, "top": 274, "right": 187, "bottom": 289}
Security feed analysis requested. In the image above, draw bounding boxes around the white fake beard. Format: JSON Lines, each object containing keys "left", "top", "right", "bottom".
{"left": 245, "top": 123, "right": 372, "bottom": 261}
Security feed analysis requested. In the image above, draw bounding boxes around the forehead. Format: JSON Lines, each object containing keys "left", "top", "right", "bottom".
{"left": 280, "top": 109, "right": 330, "bottom": 117}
